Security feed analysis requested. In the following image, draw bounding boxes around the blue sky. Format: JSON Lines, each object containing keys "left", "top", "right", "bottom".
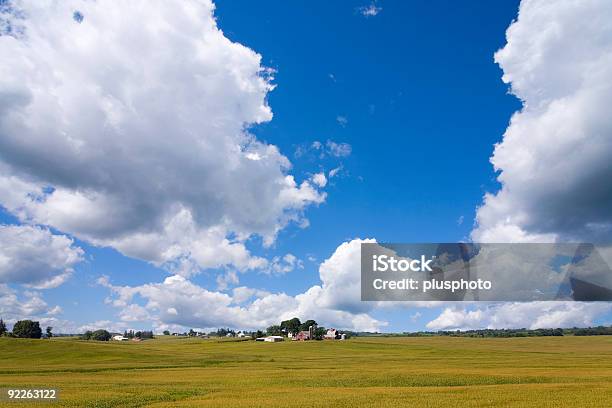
{"left": 214, "top": 0, "right": 520, "bottom": 273}
{"left": 0, "top": 0, "right": 611, "bottom": 333}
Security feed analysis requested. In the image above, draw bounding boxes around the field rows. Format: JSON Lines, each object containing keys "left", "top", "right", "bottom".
{"left": 0, "top": 336, "right": 611, "bottom": 407}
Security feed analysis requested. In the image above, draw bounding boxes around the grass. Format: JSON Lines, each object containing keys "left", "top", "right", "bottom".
{"left": 0, "top": 335, "right": 611, "bottom": 407}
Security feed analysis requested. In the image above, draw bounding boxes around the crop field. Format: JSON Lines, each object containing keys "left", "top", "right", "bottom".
{"left": 0, "top": 335, "right": 611, "bottom": 407}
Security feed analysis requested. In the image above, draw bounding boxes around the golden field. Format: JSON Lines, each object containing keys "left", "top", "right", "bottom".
{"left": 0, "top": 335, "right": 611, "bottom": 407}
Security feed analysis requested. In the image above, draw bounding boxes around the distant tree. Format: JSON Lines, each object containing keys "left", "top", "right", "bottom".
{"left": 0, "top": 318, "right": 6, "bottom": 336}
{"left": 266, "top": 325, "right": 282, "bottom": 336}
{"left": 90, "top": 329, "right": 111, "bottom": 341}
{"left": 314, "top": 327, "right": 326, "bottom": 340}
{"left": 139, "top": 331, "right": 154, "bottom": 339}
{"left": 573, "top": 326, "right": 612, "bottom": 336}
{"left": 280, "top": 317, "right": 301, "bottom": 335}
{"left": 12, "top": 320, "right": 42, "bottom": 339}
{"left": 163, "top": 330, "right": 170, "bottom": 336}
{"left": 46, "top": 326, "right": 53, "bottom": 338}
{"left": 299, "top": 320, "right": 317, "bottom": 332}
{"left": 188, "top": 329, "right": 196, "bottom": 337}
{"left": 214, "top": 328, "right": 235, "bottom": 337}
{"left": 81, "top": 330, "right": 93, "bottom": 340}
{"left": 252, "top": 330, "right": 265, "bottom": 339}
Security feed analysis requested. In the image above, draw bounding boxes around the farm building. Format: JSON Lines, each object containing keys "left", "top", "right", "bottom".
{"left": 293, "top": 331, "right": 311, "bottom": 341}
{"left": 324, "top": 329, "right": 338, "bottom": 340}
{"left": 112, "top": 335, "right": 127, "bottom": 341}
{"left": 255, "top": 336, "right": 284, "bottom": 342}
{"left": 292, "top": 325, "right": 316, "bottom": 341}
{"left": 264, "top": 336, "right": 284, "bottom": 342}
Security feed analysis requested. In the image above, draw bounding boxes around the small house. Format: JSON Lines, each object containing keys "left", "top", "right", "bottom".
{"left": 112, "top": 335, "right": 127, "bottom": 341}
{"left": 324, "top": 328, "right": 338, "bottom": 340}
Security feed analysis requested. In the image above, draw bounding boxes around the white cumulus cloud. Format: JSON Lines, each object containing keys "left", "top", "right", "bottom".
{"left": 100, "top": 238, "right": 385, "bottom": 332}
{"left": 472, "top": 0, "right": 612, "bottom": 243}
{"left": 0, "top": 225, "right": 83, "bottom": 288}
{"left": 0, "top": 0, "right": 325, "bottom": 275}
{"left": 429, "top": 0, "right": 612, "bottom": 331}
{"left": 0, "top": 285, "right": 63, "bottom": 322}
{"left": 426, "top": 302, "right": 612, "bottom": 331}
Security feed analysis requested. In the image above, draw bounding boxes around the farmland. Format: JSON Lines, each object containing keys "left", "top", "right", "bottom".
{"left": 0, "top": 335, "right": 611, "bottom": 407}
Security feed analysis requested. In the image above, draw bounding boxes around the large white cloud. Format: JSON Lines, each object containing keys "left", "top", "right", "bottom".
{"left": 0, "top": 284, "right": 61, "bottom": 321}
{"left": 0, "top": 225, "right": 83, "bottom": 288}
{"left": 472, "top": 0, "right": 612, "bottom": 242}
{"left": 99, "top": 238, "right": 385, "bottom": 332}
{"left": 0, "top": 284, "right": 119, "bottom": 334}
{"left": 0, "top": 0, "right": 324, "bottom": 274}
{"left": 315, "top": 238, "right": 375, "bottom": 314}
{"left": 426, "top": 0, "right": 612, "bottom": 332}
{"left": 99, "top": 274, "right": 301, "bottom": 331}
{"left": 427, "top": 302, "right": 612, "bottom": 331}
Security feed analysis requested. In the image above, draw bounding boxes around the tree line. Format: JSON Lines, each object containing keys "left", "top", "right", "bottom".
{"left": 81, "top": 329, "right": 154, "bottom": 341}
{"left": 263, "top": 317, "right": 349, "bottom": 340}
{"left": 175, "top": 317, "right": 342, "bottom": 341}
{"left": 401, "top": 326, "right": 612, "bottom": 338}
{"left": 0, "top": 318, "right": 52, "bottom": 339}
{"left": 0, "top": 317, "right": 155, "bottom": 341}
{"left": 4, "top": 316, "right": 609, "bottom": 340}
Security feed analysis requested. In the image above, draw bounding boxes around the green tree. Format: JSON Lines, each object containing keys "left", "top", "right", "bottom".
{"left": 215, "top": 328, "right": 234, "bottom": 337}
{"left": 81, "top": 330, "right": 93, "bottom": 340}
{"left": 0, "top": 318, "right": 6, "bottom": 336}
{"left": 140, "top": 331, "right": 154, "bottom": 339}
{"left": 46, "top": 326, "right": 53, "bottom": 338}
{"left": 90, "top": 329, "right": 111, "bottom": 341}
{"left": 299, "top": 320, "right": 317, "bottom": 331}
{"left": 266, "top": 325, "right": 282, "bottom": 336}
{"left": 163, "top": 330, "right": 170, "bottom": 336}
{"left": 12, "top": 320, "right": 42, "bottom": 339}
{"left": 314, "top": 327, "right": 327, "bottom": 340}
{"left": 280, "top": 317, "right": 301, "bottom": 335}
